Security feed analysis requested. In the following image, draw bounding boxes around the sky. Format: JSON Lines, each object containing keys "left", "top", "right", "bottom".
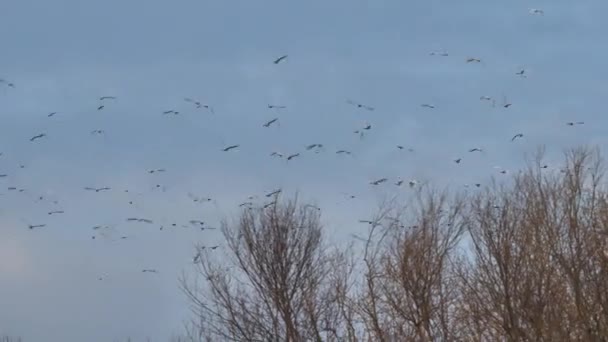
{"left": 1, "top": 0, "right": 608, "bottom": 340}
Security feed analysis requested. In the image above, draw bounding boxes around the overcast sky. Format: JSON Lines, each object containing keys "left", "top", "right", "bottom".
{"left": 1, "top": 0, "right": 607, "bottom": 341}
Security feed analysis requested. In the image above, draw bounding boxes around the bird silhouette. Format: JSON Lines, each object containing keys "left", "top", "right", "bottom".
{"left": 99, "top": 96, "right": 116, "bottom": 101}
{"left": 222, "top": 145, "right": 239, "bottom": 152}
{"left": 511, "top": 133, "right": 524, "bottom": 141}
{"left": 566, "top": 121, "right": 584, "bottom": 126}
{"left": 421, "top": 104, "right": 435, "bottom": 109}
{"left": 30, "top": 134, "right": 46, "bottom": 142}
{"left": 347, "top": 99, "right": 374, "bottom": 111}
{"left": 263, "top": 118, "right": 279, "bottom": 127}
{"left": 273, "top": 55, "right": 288, "bottom": 64}
{"left": 268, "top": 104, "right": 286, "bottom": 109}
{"left": 287, "top": 153, "right": 300, "bottom": 161}
{"left": 466, "top": 57, "right": 481, "bottom": 63}
{"left": 469, "top": 148, "right": 483, "bottom": 153}
{"left": 370, "top": 178, "right": 388, "bottom": 186}
{"left": 266, "top": 189, "right": 282, "bottom": 197}
{"left": 84, "top": 187, "right": 111, "bottom": 192}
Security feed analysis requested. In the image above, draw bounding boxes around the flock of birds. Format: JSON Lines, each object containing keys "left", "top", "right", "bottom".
{"left": 0, "top": 6, "right": 589, "bottom": 278}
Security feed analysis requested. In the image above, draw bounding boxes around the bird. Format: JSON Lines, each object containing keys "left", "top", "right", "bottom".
{"left": 359, "top": 220, "right": 374, "bottom": 224}
{"left": 263, "top": 118, "right": 279, "bottom": 127}
{"left": 268, "top": 104, "right": 287, "bottom": 109}
{"left": 84, "top": 187, "right": 111, "bottom": 192}
{"left": 30, "top": 134, "right": 46, "bottom": 142}
{"left": 511, "top": 133, "right": 524, "bottom": 141}
{"left": 421, "top": 104, "right": 435, "bottom": 109}
{"left": 454, "top": 158, "right": 462, "bottom": 164}
{"left": 529, "top": 8, "right": 544, "bottom": 15}
{"left": 273, "top": 55, "right": 288, "bottom": 64}
{"left": 48, "top": 210, "right": 64, "bottom": 215}
{"left": 516, "top": 69, "right": 527, "bottom": 78}
{"left": 28, "top": 224, "right": 46, "bottom": 230}
{"left": 222, "top": 145, "right": 239, "bottom": 152}
{"left": 395, "top": 179, "right": 404, "bottom": 186}
{"left": 97, "top": 105, "right": 104, "bottom": 110}
{"left": 266, "top": 189, "right": 282, "bottom": 197}
{"left": 287, "top": 153, "right": 300, "bottom": 161}
{"left": 270, "top": 152, "right": 284, "bottom": 158}
{"left": 188, "top": 193, "right": 212, "bottom": 203}
{"left": 48, "top": 112, "right": 57, "bottom": 117}
{"left": 127, "top": 218, "right": 154, "bottom": 224}
{"left": 466, "top": 57, "right": 481, "bottom": 63}
{"left": 239, "top": 201, "right": 253, "bottom": 207}
{"left": 336, "top": 150, "right": 352, "bottom": 155}
{"left": 162, "top": 110, "right": 179, "bottom": 115}
{"left": 408, "top": 180, "right": 418, "bottom": 188}
{"left": 469, "top": 148, "right": 483, "bottom": 153}
{"left": 306, "top": 144, "right": 323, "bottom": 151}
{"left": 370, "top": 178, "right": 388, "bottom": 186}
{"left": 567, "top": 121, "right": 584, "bottom": 126}
{"left": 429, "top": 50, "right": 448, "bottom": 56}
{"left": 148, "top": 168, "right": 166, "bottom": 174}
{"left": 91, "top": 129, "right": 105, "bottom": 135}
{"left": 502, "top": 95, "right": 512, "bottom": 108}
{"left": 0, "top": 174, "right": 7, "bottom": 177}
{"left": 99, "top": 96, "right": 116, "bottom": 101}
{"left": 480, "top": 96, "right": 492, "bottom": 101}
{"left": 347, "top": 99, "right": 374, "bottom": 111}
{"left": 142, "top": 269, "right": 159, "bottom": 273}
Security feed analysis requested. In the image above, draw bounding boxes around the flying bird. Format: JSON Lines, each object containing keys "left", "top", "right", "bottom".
{"left": 429, "top": 50, "right": 448, "bottom": 56}
{"left": 502, "top": 95, "right": 512, "bottom": 108}
{"left": 99, "top": 96, "right": 116, "bottom": 101}
{"left": 162, "top": 110, "right": 179, "bottom": 115}
{"left": 30, "top": 134, "right": 46, "bottom": 142}
{"left": 28, "top": 224, "right": 46, "bottom": 230}
{"left": 567, "top": 121, "right": 584, "bottom": 126}
{"left": 148, "top": 168, "right": 166, "bottom": 174}
{"left": 0, "top": 79, "right": 15, "bottom": 88}
{"left": 370, "top": 178, "right": 388, "bottom": 186}
{"left": 97, "top": 105, "right": 105, "bottom": 111}
{"left": 268, "top": 104, "right": 287, "bottom": 109}
{"left": 516, "top": 69, "right": 527, "bottom": 78}
{"left": 142, "top": 269, "right": 159, "bottom": 273}
{"left": 408, "top": 180, "right": 418, "bottom": 188}
{"left": 347, "top": 99, "right": 374, "bottom": 111}
{"left": 466, "top": 57, "right": 481, "bottom": 63}
{"left": 395, "top": 179, "right": 404, "bottom": 186}
{"left": 306, "top": 144, "right": 323, "bottom": 151}
{"left": 48, "top": 210, "right": 64, "bottom": 215}
{"left": 48, "top": 112, "right": 57, "bottom": 117}
{"left": 266, "top": 189, "right": 282, "bottom": 197}
{"left": 454, "top": 158, "right": 462, "bottom": 164}
{"left": 263, "top": 201, "right": 276, "bottom": 209}
{"left": 84, "top": 187, "right": 111, "bottom": 192}
{"left": 511, "top": 133, "right": 524, "bottom": 141}
{"left": 469, "top": 148, "right": 483, "bottom": 153}
{"left": 336, "top": 150, "right": 351, "bottom": 155}
{"left": 273, "top": 55, "right": 288, "bottom": 64}
{"left": 287, "top": 153, "right": 300, "bottom": 161}
{"left": 222, "top": 145, "right": 239, "bottom": 152}
{"left": 263, "top": 118, "right": 279, "bottom": 127}
{"left": 127, "top": 218, "right": 154, "bottom": 224}
{"left": 529, "top": 8, "right": 544, "bottom": 15}
{"left": 270, "top": 152, "right": 284, "bottom": 158}
{"left": 421, "top": 104, "right": 435, "bottom": 109}
{"left": 91, "top": 129, "right": 105, "bottom": 135}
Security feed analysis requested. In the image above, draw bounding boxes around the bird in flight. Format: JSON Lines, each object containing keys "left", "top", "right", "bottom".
{"left": 336, "top": 150, "right": 352, "bottom": 155}
{"left": 347, "top": 99, "right": 374, "bottom": 111}
{"left": 263, "top": 118, "right": 279, "bottom": 127}
{"left": 222, "top": 145, "right": 240, "bottom": 152}
{"left": 469, "top": 148, "right": 483, "bottom": 153}
{"left": 97, "top": 105, "right": 105, "bottom": 111}
{"left": 268, "top": 104, "right": 287, "bottom": 109}
{"left": 286, "top": 153, "right": 300, "bottom": 161}
{"left": 273, "top": 55, "right": 288, "bottom": 64}
{"left": 263, "top": 201, "right": 276, "bottom": 209}
{"left": 370, "top": 178, "right": 388, "bottom": 186}
{"left": 566, "top": 121, "right": 584, "bottom": 126}
{"left": 162, "top": 110, "right": 179, "bottom": 115}
{"left": 408, "top": 180, "right": 418, "bottom": 188}
{"left": 529, "top": 8, "right": 544, "bottom": 15}
{"left": 266, "top": 189, "right": 282, "bottom": 197}
{"left": 48, "top": 210, "right": 64, "bottom": 215}
{"left": 270, "top": 152, "right": 284, "bottom": 158}
{"left": 395, "top": 179, "right": 404, "bottom": 186}
{"left": 127, "top": 218, "right": 154, "bottom": 224}
{"left": 429, "top": 50, "right": 448, "bottom": 56}
{"left": 306, "top": 143, "right": 323, "bottom": 151}
{"left": 421, "top": 104, "right": 435, "bottom": 109}
{"left": 184, "top": 98, "right": 215, "bottom": 114}
{"left": 30, "top": 134, "right": 46, "bottom": 142}
{"left": 511, "top": 133, "right": 524, "bottom": 141}
{"left": 502, "top": 95, "right": 512, "bottom": 108}
{"left": 148, "top": 168, "right": 166, "bottom": 174}
{"left": 91, "top": 129, "right": 105, "bottom": 135}
{"left": 466, "top": 57, "right": 482, "bottom": 63}
{"left": 188, "top": 193, "right": 212, "bottom": 203}
{"left": 142, "top": 269, "right": 159, "bottom": 273}
{"left": 454, "top": 158, "right": 462, "bottom": 164}
{"left": 516, "top": 69, "right": 527, "bottom": 78}
{"left": 48, "top": 112, "right": 58, "bottom": 117}
{"left": 99, "top": 96, "right": 116, "bottom": 101}
{"left": 28, "top": 224, "right": 46, "bottom": 230}
{"left": 84, "top": 187, "right": 111, "bottom": 192}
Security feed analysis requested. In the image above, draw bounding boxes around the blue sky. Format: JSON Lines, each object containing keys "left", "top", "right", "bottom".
{"left": 1, "top": 0, "right": 607, "bottom": 340}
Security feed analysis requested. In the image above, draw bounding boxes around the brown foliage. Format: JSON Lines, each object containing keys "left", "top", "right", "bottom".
{"left": 183, "top": 146, "right": 608, "bottom": 342}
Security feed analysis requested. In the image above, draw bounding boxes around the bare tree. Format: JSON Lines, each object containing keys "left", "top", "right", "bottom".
{"left": 181, "top": 196, "right": 356, "bottom": 341}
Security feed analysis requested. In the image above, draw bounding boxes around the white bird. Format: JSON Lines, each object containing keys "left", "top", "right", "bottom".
{"left": 529, "top": 8, "right": 544, "bottom": 15}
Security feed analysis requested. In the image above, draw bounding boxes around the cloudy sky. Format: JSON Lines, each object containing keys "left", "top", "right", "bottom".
{"left": 1, "top": 0, "right": 607, "bottom": 340}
